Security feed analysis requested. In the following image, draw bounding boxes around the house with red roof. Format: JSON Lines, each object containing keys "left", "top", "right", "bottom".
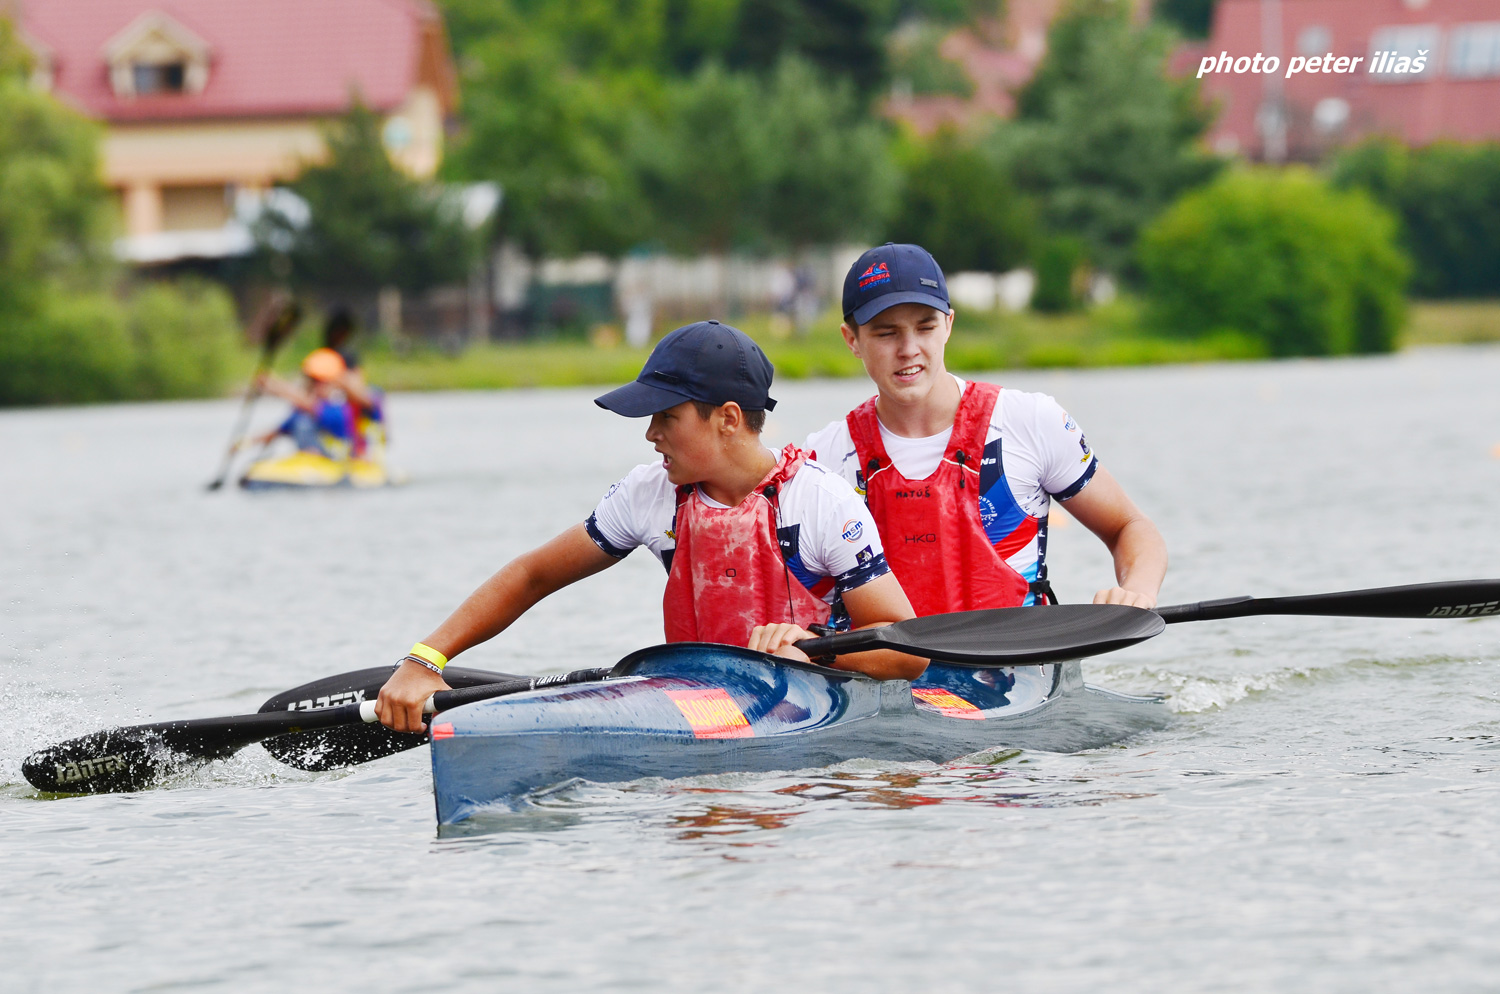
{"left": 1188, "top": 0, "right": 1500, "bottom": 161}
{"left": 14, "top": 0, "right": 457, "bottom": 263}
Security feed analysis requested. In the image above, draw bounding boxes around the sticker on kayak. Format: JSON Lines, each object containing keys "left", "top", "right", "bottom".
{"left": 430, "top": 723, "right": 455, "bottom": 740}
{"left": 912, "top": 688, "right": 985, "bottom": 720}
{"left": 664, "top": 688, "right": 755, "bottom": 739}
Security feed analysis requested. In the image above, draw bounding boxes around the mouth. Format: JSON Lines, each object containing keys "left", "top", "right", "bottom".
{"left": 893, "top": 364, "right": 924, "bottom": 382}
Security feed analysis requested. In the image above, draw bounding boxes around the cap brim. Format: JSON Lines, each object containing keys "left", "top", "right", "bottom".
{"left": 851, "top": 291, "right": 952, "bottom": 326}
{"left": 594, "top": 379, "right": 693, "bottom": 418}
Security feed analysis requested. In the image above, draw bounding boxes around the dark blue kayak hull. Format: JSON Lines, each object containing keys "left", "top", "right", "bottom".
{"left": 429, "top": 643, "right": 1169, "bottom": 825}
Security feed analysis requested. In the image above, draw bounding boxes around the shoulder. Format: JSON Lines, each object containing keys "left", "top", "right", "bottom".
{"left": 608, "top": 461, "right": 675, "bottom": 500}
{"left": 805, "top": 419, "right": 854, "bottom": 463}
{"left": 792, "top": 456, "right": 863, "bottom": 502}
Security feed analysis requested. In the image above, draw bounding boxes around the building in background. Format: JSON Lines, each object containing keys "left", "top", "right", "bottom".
{"left": 16, "top": 0, "right": 456, "bottom": 265}
{"left": 1189, "top": 0, "right": 1500, "bottom": 161}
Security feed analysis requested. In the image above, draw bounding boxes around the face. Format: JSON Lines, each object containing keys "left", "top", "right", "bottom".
{"left": 841, "top": 303, "right": 954, "bottom": 404}
{"left": 645, "top": 401, "right": 723, "bottom": 486}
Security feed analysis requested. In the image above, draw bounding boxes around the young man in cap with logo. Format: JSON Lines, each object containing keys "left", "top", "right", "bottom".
{"left": 377, "top": 320, "right": 923, "bottom": 733}
{"left": 805, "top": 244, "right": 1167, "bottom": 619}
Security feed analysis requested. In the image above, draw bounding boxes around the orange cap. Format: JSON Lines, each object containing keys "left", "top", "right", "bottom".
{"left": 301, "top": 347, "right": 347, "bottom": 382}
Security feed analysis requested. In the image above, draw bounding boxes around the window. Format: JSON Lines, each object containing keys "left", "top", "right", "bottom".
{"left": 1368, "top": 24, "right": 1440, "bottom": 81}
{"left": 132, "top": 62, "right": 186, "bottom": 95}
{"left": 1448, "top": 23, "right": 1500, "bottom": 79}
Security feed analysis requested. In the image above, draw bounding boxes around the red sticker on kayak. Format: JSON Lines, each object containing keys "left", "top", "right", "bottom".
{"left": 664, "top": 688, "right": 754, "bottom": 739}
{"left": 430, "top": 722, "right": 455, "bottom": 740}
{"left": 912, "top": 688, "right": 984, "bottom": 720}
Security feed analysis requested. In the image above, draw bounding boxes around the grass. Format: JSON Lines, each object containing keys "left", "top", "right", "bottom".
{"left": 250, "top": 298, "right": 1500, "bottom": 394}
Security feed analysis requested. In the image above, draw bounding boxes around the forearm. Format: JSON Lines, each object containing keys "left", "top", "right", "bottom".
{"left": 829, "top": 642, "right": 926, "bottom": 681}
{"left": 1109, "top": 517, "right": 1168, "bottom": 599}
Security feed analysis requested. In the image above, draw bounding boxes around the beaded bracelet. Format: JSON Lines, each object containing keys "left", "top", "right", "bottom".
{"left": 401, "top": 653, "right": 443, "bottom": 675}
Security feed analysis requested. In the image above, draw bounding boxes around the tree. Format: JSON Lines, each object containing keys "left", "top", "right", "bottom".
{"left": 1140, "top": 169, "right": 1408, "bottom": 356}
{"left": 632, "top": 57, "right": 896, "bottom": 254}
{"left": 728, "top": 0, "right": 893, "bottom": 99}
{"left": 1003, "top": 0, "right": 1221, "bottom": 276}
{"left": 1332, "top": 138, "right": 1500, "bottom": 298}
{"left": 1154, "top": 0, "right": 1218, "bottom": 39}
{"left": 888, "top": 129, "right": 1034, "bottom": 272}
{"left": 257, "top": 103, "right": 480, "bottom": 296}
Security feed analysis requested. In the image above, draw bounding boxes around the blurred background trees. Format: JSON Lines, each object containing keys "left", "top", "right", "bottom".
{"left": 0, "top": 20, "right": 237, "bottom": 405}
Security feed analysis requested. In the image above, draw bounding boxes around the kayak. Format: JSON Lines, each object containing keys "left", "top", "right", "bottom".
{"left": 427, "top": 643, "right": 1169, "bottom": 825}
{"left": 239, "top": 450, "right": 396, "bottom": 490}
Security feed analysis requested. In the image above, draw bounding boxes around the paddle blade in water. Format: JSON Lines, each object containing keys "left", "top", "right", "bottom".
{"left": 258, "top": 665, "right": 517, "bottom": 771}
{"left": 22, "top": 726, "right": 206, "bottom": 794}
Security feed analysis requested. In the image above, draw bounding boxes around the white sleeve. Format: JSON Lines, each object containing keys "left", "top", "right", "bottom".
{"left": 1028, "top": 394, "right": 1098, "bottom": 499}
{"left": 800, "top": 473, "right": 889, "bottom": 593}
{"left": 585, "top": 463, "right": 667, "bottom": 558}
{"left": 804, "top": 420, "right": 861, "bottom": 492}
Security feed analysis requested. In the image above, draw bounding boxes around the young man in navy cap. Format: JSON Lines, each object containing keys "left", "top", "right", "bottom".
{"left": 377, "top": 320, "right": 923, "bottom": 733}
{"left": 805, "top": 244, "right": 1167, "bottom": 620}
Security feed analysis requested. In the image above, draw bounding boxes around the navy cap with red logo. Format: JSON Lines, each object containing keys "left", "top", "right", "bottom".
{"left": 842, "top": 243, "right": 952, "bottom": 326}
{"left": 595, "top": 320, "right": 777, "bottom": 418}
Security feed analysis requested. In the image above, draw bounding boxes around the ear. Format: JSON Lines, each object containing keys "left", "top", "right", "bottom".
{"left": 840, "top": 321, "right": 861, "bottom": 357}
{"left": 718, "top": 402, "right": 744, "bottom": 435}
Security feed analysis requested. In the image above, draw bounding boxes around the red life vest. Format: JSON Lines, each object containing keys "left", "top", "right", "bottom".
{"left": 847, "top": 381, "right": 1035, "bottom": 616}
{"left": 662, "top": 444, "right": 831, "bottom": 645}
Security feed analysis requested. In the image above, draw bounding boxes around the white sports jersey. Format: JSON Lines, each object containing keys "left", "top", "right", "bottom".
{"left": 585, "top": 453, "right": 890, "bottom": 627}
{"left": 805, "top": 376, "right": 1097, "bottom": 602}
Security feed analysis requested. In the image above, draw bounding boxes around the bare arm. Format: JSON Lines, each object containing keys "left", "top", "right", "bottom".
{"left": 375, "top": 523, "right": 619, "bottom": 732}
{"left": 255, "top": 372, "right": 317, "bottom": 414}
{"left": 1059, "top": 466, "right": 1167, "bottom": 609}
{"left": 748, "top": 572, "right": 927, "bottom": 681}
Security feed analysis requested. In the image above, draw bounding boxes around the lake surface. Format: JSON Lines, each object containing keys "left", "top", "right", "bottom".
{"left": 3, "top": 346, "right": 1499, "bottom": 992}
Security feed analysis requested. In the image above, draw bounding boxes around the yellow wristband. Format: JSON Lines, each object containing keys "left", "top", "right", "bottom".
{"left": 408, "top": 642, "right": 448, "bottom": 671}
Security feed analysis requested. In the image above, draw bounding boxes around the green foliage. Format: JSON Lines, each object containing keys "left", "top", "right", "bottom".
{"left": 127, "top": 280, "right": 241, "bottom": 400}
{"left": 888, "top": 21, "right": 974, "bottom": 98}
{"left": 258, "top": 103, "right": 480, "bottom": 295}
{"left": 1140, "top": 168, "right": 1409, "bottom": 357}
{"left": 1004, "top": 0, "right": 1220, "bottom": 276}
{"left": 633, "top": 57, "right": 896, "bottom": 252}
{"left": 888, "top": 129, "right": 1033, "bottom": 271}
{"left": 1031, "top": 236, "right": 1087, "bottom": 313}
{"left": 1331, "top": 138, "right": 1500, "bottom": 298}
{"left": 728, "top": 0, "right": 893, "bottom": 98}
{"left": 1154, "top": 0, "right": 1217, "bottom": 39}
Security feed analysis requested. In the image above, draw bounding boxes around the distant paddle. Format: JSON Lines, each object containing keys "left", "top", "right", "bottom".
{"left": 205, "top": 296, "right": 302, "bottom": 492}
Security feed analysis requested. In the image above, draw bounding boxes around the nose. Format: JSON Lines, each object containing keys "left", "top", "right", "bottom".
{"left": 645, "top": 414, "right": 662, "bottom": 443}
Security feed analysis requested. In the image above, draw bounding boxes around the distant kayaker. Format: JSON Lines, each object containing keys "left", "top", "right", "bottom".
{"left": 805, "top": 244, "right": 1167, "bottom": 616}
{"left": 322, "top": 306, "right": 386, "bottom": 459}
{"left": 376, "top": 320, "right": 924, "bottom": 733}
{"left": 250, "top": 347, "right": 356, "bottom": 457}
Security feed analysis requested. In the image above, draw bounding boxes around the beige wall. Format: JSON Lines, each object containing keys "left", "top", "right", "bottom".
{"left": 104, "top": 88, "right": 446, "bottom": 237}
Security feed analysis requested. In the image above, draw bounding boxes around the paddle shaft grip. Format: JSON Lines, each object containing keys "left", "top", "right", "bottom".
{"left": 357, "top": 668, "right": 615, "bottom": 722}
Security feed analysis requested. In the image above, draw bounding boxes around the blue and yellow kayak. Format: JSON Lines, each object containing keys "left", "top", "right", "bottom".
{"left": 428, "top": 644, "right": 1168, "bottom": 825}
{"left": 239, "top": 450, "right": 396, "bottom": 490}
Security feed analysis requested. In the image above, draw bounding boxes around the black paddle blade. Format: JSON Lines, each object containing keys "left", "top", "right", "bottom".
{"left": 258, "top": 665, "right": 518, "bottom": 771}
{"left": 800, "top": 603, "right": 1166, "bottom": 665}
{"left": 21, "top": 707, "right": 362, "bottom": 794}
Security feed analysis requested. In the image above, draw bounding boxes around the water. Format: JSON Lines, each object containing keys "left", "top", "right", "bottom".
{"left": 3, "top": 347, "right": 1499, "bottom": 992}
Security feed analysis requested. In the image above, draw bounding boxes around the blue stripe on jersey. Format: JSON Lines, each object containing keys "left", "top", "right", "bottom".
{"left": 834, "top": 549, "right": 891, "bottom": 594}
{"left": 1020, "top": 561, "right": 1039, "bottom": 607}
{"left": 978, "top": 436, "right": 1029, "bottom": 545}
{"left": 584, "top": 513, "right": 631, "bottom": 559}
{"left": 1052, "top": 458, "right": 1098, "bottom": 501}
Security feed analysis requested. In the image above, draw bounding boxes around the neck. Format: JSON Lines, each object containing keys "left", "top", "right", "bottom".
{"left": 699, "top": 440, "right": 778, "bottom": 506}
{"left": 875, "top": 371, "right": 962, "bottom": 437}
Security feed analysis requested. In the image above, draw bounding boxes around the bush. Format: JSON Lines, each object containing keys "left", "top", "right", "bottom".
{"left": 0, "top": 281, "right": 241, "bottom": 406}
{"left": 1140, "top": 169, "right": 1409, "bottom": 356}
{"left": 127, "top": 279, "right": 241, "bottom": 399}
{"left": 1331, "top": 139, "right": 1500, "bottom": 298}
{"left": 1031, "top": 236, "right": 1088, "bottom": 313}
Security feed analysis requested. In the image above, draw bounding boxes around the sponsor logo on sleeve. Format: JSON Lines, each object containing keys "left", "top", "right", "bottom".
{"left": 1079, "top": 435, "right": 1092, "bottom": 463}
{"left": 1063, "top": 415, "right": 1078, "bottom": 432}
{"left": 841, "top": 519, "right": 864, "bottom": 543}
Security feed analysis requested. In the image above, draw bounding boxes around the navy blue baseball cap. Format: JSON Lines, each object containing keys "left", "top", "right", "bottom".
{"left": 842, "top": 243, "right": 952, "bottom": 325}
{"left": 595, "top": 320, "right": 777, "bottom": 417}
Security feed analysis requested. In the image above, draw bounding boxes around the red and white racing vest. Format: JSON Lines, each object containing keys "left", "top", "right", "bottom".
{"left": 847, "top": 381, "right": 1034, "bottom": 616}
{"left": 662, "top": 445, "right": 831, "bottom": 645}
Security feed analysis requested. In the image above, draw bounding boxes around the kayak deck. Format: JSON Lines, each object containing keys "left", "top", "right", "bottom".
{"left": 240, "top": 450, "right": 396, "bottom": 490}
{"left": 429, "top": 643, "right": 1169, "bottom": 825}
